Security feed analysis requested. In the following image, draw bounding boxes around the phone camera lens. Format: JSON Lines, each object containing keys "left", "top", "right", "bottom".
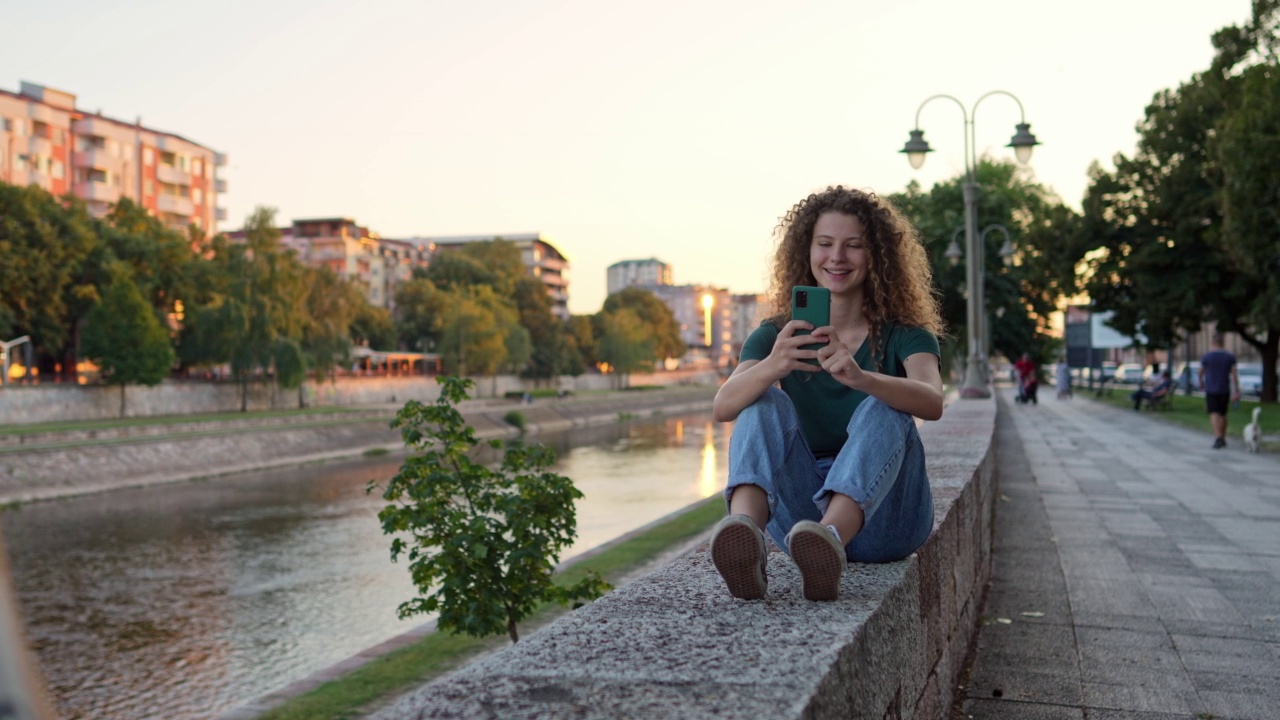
{"left": 796, "top": 291, "right": 807, "bottom": 308}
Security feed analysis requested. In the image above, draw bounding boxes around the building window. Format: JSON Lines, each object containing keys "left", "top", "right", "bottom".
{"left": 193, "top": 188, "right": 203, "bottom": 204}
{"left": 193, "top": 159, "right": 202, "bottom": 175}
{"left": 144, "top": 179, "right": 154, "bottom": 196}
{"left": 51, "top": 160, "right": 64, "bottom": 179}
{"left": 143, "top": 147, "right": 153, "bottom": 165}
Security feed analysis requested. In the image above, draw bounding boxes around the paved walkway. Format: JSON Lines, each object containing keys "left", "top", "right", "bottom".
{"left": 959, "top": 385, "right": 1279, "bottom": 719}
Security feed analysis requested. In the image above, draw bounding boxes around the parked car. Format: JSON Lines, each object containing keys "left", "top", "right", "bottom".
{"left": 1237, "top": 363, "right": 1264, "bottom": 397}
{"left": 1175, "top": 361, "right": 1201, "bottom": 393}
{"left": 1115, "top": 363, "right": 1147, "bottom": 385}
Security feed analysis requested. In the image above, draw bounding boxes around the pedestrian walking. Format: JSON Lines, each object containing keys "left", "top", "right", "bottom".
{"left": 1199, "top": 332, "right": 1240, "bottom": 449}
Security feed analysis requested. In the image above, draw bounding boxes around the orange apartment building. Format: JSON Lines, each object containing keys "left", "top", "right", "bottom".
{"left": 0, "top": 80, "right": 225, "bottom": 232}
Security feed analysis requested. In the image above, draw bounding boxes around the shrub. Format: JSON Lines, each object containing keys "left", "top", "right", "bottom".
{"left": 371, "top": 376, "right": 608, "bottom": 643}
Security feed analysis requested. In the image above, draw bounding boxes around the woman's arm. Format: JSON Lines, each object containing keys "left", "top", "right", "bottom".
{"left": 814, "top": 328, "right": 943, "bottom": 420}
{"left": 712, "top": 321, "right": 821, "bottom": 422}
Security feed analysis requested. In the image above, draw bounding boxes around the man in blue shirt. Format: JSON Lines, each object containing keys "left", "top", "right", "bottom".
{"left": 1199, "top": 333, "right": 1240, "bottom": 449}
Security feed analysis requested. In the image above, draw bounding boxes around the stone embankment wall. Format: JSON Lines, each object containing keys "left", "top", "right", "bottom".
{"left": 0, "top": 370, "right": 719, "bottom": 426}
{"left": 370, "top": 396, "right": 997, "bottom": 720}
{"left": 0, "top": 386, "right": 718, "bottom": 506}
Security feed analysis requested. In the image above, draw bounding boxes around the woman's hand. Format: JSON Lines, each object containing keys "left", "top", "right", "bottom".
{"left": 762, "top": 320, "right": 825, "bottom": 380}
{"left": 814, "top": 328, "right": 866, "bottom": 389}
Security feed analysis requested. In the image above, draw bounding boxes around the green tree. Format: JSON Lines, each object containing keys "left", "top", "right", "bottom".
{"left": 79, "top": 273, "right": 175, "bottom": 416}
{"left": 301, "top": 266, "right": 362, "bottom": 385}
{"left": 372, "top": 376, "right": 608, "bottom": 643}
{"left": 437, "top": 287, "right": 510, "bottom": 376}
{"left": 890, "top": 160, "right": 1074, "bottom": 371}
{"left": 600, "top": 287, "right": 684, "bottom": 361}
{"left": 566, "top": 315, "right": 597, "bottom": 371}
{"left": 180, "top": 208, "right": 308, "bottom": 409}
{"left": 514, "top": 276, "right": 573, "bottom": 381}
{"left": 98, "top": 198, "right": 198, "bottom": 317}
{"left": 596, "top": 308, "right": 654, "bottom": 388}
{"left": 352, "top": 301, "right": 396, "bottom": 350}
{"left": 1074, "top": 0, "right": 1280, "bottom": 399}
{"left": 0, "top": 183, "right": 98, "bottom": 377}
{"left": 393, "top": 277, "right": 448, "bottom": 352}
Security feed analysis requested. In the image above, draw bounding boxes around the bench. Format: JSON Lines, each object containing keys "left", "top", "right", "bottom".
{"left": 1144, "top": 390, "right": 1173, "bottom": 411}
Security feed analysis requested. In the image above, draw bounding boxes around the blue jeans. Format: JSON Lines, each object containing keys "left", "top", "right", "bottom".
{"left": 724, "top": 387, "right": 933, "bottom": 563}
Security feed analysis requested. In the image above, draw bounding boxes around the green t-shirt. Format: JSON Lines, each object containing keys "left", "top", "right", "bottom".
{"left": 739, "top": 322, "right": 940, "bottom": 456}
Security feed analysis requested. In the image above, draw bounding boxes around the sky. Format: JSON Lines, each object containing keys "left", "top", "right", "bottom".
{"left": 1, "top": 0, "right": 1255, "bottom": 315}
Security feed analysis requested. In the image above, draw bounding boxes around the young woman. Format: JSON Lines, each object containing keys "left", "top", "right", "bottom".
{"left": 709, "top": 186, "right": 945, "bottom": 601}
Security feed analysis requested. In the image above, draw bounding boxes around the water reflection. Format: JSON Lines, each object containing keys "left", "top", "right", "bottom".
{"left": 2, "top": 411, "right": 727, "bottom": 720}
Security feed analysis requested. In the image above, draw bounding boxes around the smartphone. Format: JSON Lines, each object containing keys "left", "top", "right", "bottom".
{"left": 790, "top": 285, "right": 830, "bottom": 361}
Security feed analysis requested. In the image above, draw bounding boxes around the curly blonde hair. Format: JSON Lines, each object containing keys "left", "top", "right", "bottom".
{"left": 764, "top": 186, "right": 943, "bottom": 367}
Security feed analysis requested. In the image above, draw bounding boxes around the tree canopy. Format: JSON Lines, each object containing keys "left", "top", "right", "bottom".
{"left": 1072, "top": 0, "right": 1280, "bottom": 400}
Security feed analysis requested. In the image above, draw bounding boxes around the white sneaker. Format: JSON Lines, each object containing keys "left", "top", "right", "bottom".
{"left": 709, "top": 515, "right": 768, "bottom": 600}
{"left": 786, "top": 520, "right": 846, "bottom": 601}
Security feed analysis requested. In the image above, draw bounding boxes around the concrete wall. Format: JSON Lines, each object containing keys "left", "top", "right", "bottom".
{"left": 368, "top": 395, "right": 997, "bottom": 720}
{"left": 0, "top": 370, "right": 720, "bottom": 425}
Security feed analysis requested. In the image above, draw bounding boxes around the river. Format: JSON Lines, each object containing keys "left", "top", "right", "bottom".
{"left": 1, "top": 411, "right": 730, "bottom": 720}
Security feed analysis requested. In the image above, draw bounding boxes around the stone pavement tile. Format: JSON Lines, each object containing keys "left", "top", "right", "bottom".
{"left": 1084, "top": 710, "right": 1203, "bottom": 720}
{"left": 1114, "top": 536, "right": 1199, "bottom": 574}
{"left": 1100, "top": 510, "right": 1166, "bottom": 537}
{"left": 1172, "top": 633, "right": 1280, "bottom": 678}
{"left": 1190, "top": 670, "right": 1280, "bottom": 719}
{"left": 1164, "top": 617, "right": 1280, "bottom": 644}
{"left": 969, "top": 620, "right": 1078, "bottom": 669}
{"left": 1181, "top": 550, "right": 1263, "bottom": 571}
{"left": 1075, "top": 626, "right": 1189, "bottom": 680}
{"left": 1065, "top": 575, "right": 1159, "bottom": 617}
{"left": 1076, "top": 478, "right": 1127, "bottom": 497}
{"left": 963, "top": 660, "right": 1083, "bottom": 707}
{"left": 1070, "top": 612, "right": 1167, "bottom": 634}
{"left": 1080, "top": 681, "right": 1202, "bottom": 715}
{"left": 1044, "top": 519, "right": 1107, "bottom": 544}
{"left": 1056, "top": 544, "right": 1132, "bottom": 579}
{"left": 1142, "top": 579, "right": 1247, "bottom": 624}
{"left": 960, "top": 697, "right": 1084, "bottom": 719}
{"left": 1206, "top": 517, "right": 1280, "bottom": 556}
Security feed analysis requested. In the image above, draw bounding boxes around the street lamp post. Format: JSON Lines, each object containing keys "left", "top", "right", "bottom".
{"left": 901, "top": 91, "right": 1039, "bottom": 399}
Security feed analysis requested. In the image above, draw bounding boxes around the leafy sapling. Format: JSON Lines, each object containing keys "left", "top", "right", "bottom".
{"left": 370, "top": 375, "right": 608, "bottom": 643}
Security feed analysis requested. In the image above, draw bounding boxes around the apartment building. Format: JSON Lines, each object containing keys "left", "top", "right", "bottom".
{"left": 413, "top": 233, "right": 571, "bottom": 320}
{"left": 607, "top": 258, "right": 673, "bottom": 296}
{"left": 0, "top": 80, "right": 226, "bottom": 232}
{"left": 227, "top": 217, "right": 431, "bottom": 310}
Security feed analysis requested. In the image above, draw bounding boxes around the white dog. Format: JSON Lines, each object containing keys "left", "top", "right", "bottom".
{"left": 1243, "top": 406, "right": 1262, "bottom": 453}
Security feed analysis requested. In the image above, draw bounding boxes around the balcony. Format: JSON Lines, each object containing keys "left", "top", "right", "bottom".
{"left": 214, "top": 152, "right": 228, "bottom": 167}
{"left": 26, "top": 136, "right": 52, "bottom": 157}
{"left": 156, "top": 164, "right": 191, "bottom": 186}
{"left": 214, "top": 178, "right": 227, "bottom": 193}
{"left": 75, "top": 182, "right": 121, "bottom": 204}
{"left": 73, "top": 117, "right": 135, "bottom": 144}
{"left": 157, "top": 194, "right": 194, "bottom": 216}
{"left": 216, "top": 207, "right": 227, "bottom": 222}
{"left": 73, "top": 149, "right": 124, "bottom": 174}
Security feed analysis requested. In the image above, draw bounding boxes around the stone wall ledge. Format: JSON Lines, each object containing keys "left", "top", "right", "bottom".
{"left": 370, "top": 395, "right": 997, "bottom": 720}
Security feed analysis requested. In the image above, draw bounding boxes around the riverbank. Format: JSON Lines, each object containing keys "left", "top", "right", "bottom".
{"left": 0, "top": 384, "right": 718, "bottom": 506}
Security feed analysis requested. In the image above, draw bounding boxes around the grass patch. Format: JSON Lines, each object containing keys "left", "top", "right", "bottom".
{"left": 502, "top": 410, "right": 526, "bottom": 432}
{"left": 1077, "top": 385, "right": 1277, "bottom": 452}
{"left": 254, "top": 496, "right": 723, "bottom": 720}
{"left": 362, "top": 447, "right": 391, "bottom": 458}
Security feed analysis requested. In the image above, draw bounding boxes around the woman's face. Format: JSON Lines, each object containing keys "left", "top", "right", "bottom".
{"left": 809, "top": 211, "right": 868, "bottom": 298}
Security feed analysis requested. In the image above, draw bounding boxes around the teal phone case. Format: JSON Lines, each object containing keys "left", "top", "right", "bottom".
{"left": 791, "top": 286, "right": 830, "bottom": 360}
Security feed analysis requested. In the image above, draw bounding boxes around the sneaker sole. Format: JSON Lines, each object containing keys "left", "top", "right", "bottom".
{"left": 790, "top": 530, "right": 844, "bottom": 601}
{"left": 710, "top": 522, "right": 767, "bottom": 600}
